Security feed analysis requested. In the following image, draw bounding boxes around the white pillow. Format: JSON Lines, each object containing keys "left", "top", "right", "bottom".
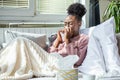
{"left": 93, "top": 17, "right": 120, "bottom": 75}
{"left": 79, "top": 17, "right": 120, "bottom": 76}
{"left": 79, "top": 28, "right": 106, "bottom": 76}
{"left": 5, "top": 30, "right": 47, "bottom": 48}
{"left": 80, "top": 27, "right": 95, "bottom": 37}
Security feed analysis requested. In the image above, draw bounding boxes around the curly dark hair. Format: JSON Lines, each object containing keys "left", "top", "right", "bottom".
{"left": 67, "top": 3, "right": 87, "bottom": 21}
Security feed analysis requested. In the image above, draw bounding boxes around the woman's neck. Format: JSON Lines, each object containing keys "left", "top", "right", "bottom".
{"left": 72, "top": 32, "right": 79, "bottom": 38}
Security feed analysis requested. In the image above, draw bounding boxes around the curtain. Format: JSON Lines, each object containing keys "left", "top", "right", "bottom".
{"left": 89, "top": 0, "right": 100, "bottom": 26}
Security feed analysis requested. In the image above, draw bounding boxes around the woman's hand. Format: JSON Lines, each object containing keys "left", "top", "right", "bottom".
{"left": 52, "top": 30, "right": 63, "bottom": 48}
{"left": 63, "top": 27, "right": 73, "bottom": 44}
{"left": 52, "top": 27, "right": 73, "bottom": 48}
{"left": 56, "top": 30, "right": 63, "bottom": 43}
{"left": 73, "top": 63, "right": 80, "bottom": 68}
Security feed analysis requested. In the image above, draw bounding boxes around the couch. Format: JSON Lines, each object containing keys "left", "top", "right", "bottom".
{"left": 0, "top": 17, "right": 120, "bottom": 80}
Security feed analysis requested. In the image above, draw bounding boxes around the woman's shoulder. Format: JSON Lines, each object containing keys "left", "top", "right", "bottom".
{"left": 78, "top": 34, "right": 89, "bottom": 44}
{"left": 80, "top": 34, "right": 89, "bottom": 40}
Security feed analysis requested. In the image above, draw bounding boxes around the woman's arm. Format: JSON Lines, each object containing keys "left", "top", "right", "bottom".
{"left": 74, "top": 46, "right": 87, "bottom": 68}
{"left": 74, "top": 35, "right": 88, "bottom": 68}
{"left": 48, "top": 30, "right": 63, "bottom": 53}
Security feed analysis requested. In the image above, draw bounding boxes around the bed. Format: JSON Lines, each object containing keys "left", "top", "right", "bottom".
{"left": 0, "top": 17, "right": 120, "bottom": 80}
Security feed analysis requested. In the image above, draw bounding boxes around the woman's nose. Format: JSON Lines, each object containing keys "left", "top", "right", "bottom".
{"left": 66, "top": 23, "right": 70, "bottom": 28}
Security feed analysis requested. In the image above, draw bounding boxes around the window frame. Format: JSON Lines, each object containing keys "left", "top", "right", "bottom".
{"left": 0, "top": 0, "right": 89, "bottom": 28}
{"left": 0, "top": 0, "right": 34, "bottom": 16}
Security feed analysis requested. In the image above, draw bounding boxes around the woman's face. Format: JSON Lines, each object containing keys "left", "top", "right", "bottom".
{"left": 64, "top": 15, "right": 81, "bottom": 36}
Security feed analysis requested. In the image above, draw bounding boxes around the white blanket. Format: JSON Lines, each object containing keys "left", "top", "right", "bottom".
{"left": 0, "top": 37, "right": 79, "bottom": 80}
{"left": 0, "top": 37, "right": 60, "bottom": 79}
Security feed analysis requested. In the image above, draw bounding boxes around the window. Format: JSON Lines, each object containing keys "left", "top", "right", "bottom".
{"left": 0, "top": 0, "right": 88, "bottom": 28}
{"left": 35, "top": 0, "right": 79, "bottom": 22}
{"left": 0, "top": 0, "right": 29, "bottom": 8}
{"left": 0, "top": 0, "right": 34, "bottom": 16}
{"left": 36, "top": 0, "right": 75, "bottom": 14}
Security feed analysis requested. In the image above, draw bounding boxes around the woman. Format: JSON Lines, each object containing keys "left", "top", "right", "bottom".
{"left": 0, "top": 3, "right": 88, "bottom": 79}
{"left": 48, "top": 3, "right": 88, "bottom": 68}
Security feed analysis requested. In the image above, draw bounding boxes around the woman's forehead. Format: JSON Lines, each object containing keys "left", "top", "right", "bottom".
{"left": 64, "top": 15, "right": 76, "bottom": 22}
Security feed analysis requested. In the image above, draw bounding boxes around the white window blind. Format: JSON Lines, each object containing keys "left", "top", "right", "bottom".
{"left": 37, "top": 0, "right": 75, "bottom": 14}
{"left": 0, "top": 0, "right": 29, "bottom": 8}
{"left": 0, "top": 0, "right": 34, "bottom": 16}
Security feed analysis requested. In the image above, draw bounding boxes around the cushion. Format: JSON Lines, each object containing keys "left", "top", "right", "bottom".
{"left": 93, "top": 17, "right": 120, "bottom": 74}
{"left": 5, "top": 30, "right": 47, "bottom": 48}
{"left": 79, "top": 17, "right": 120, "bottom": 76}
{"left": 48, "top": 34, "right": 57, "bottom": 46}
{"left": 79, "top": 28, "right": 106, "bottom": 76}
{"left": 80, "top": 27, "right": 95, "bottom": 37}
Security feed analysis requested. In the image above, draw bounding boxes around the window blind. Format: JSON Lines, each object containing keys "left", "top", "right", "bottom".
{"left": 37, "top": 0, "right": 75, "bottom": 14}
{"left": 0, "top": 0, "right": 29, "bottom": 8}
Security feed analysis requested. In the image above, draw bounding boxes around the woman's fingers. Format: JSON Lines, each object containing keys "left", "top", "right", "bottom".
{"left": 64, "top": 27, "right": 69, "bottom": 33}
{"left": 61, "top": 27, "right": 73, "bottom": 40}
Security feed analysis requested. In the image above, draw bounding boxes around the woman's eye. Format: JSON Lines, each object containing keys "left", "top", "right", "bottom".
{"left": 64, "top": 23, "right": 67, "bottom": 26}
{"left": 70, "top": 23, "right": 73, "bottom": 25}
